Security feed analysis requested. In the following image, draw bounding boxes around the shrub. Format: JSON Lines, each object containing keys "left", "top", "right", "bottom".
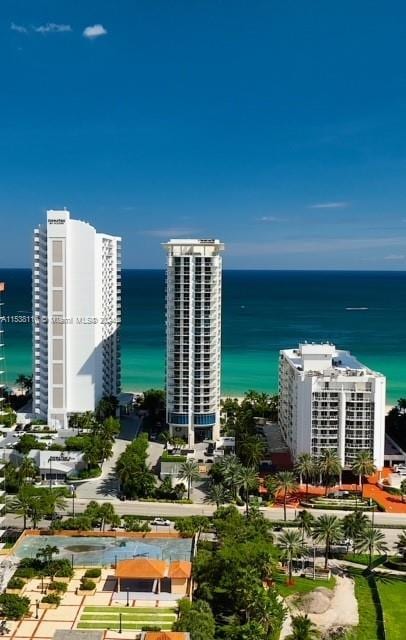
{"left": 84, "top": 568, "right": 101, "bottom": 579}
{"left": 7, "top": 577, "right": 25, "bottom": 590}
{"left": 48, "top": 581, "right": 68, "bottom": 593}
{"left": 122, "top": 515, "right": 151, "bottom": 532}
{"left": 0, "top": 593, "right": 30, "bottom": 619}
{"left": 51, "top": 559, "right": 74, "bottom": 578}
{"left": 51, "top": 515, "right": 92, "bottom": 531}
{"left": 18, "top": 558, "right": 43, "bottom": 571}
{"left": 80, "top": 578, "right": 96, "bottom": 590}
{"left": 42, "top": 593, "right": 61, "bottom": 606}
{"left": 141, "top": 626, "right": 161, "bottom": 632}
{"left": 14, "top": 567, "right": 36, "bottom": 579}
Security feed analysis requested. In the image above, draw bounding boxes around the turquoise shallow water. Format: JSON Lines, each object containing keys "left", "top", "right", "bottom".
{"left": 0, "top": 269, "right": 405, "bottom": 404}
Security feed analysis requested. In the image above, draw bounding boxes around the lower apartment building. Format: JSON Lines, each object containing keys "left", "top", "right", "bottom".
{"left": 279, "top": 343, "right": 385, "bottom": 469}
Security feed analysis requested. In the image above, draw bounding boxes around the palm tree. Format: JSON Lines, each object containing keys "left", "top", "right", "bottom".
{"left": 287, "top": 614, "right": 320, "bottom": 640}
{"left": 204, "top": 483, "right": 229, "bottom": 508}
{"left": 295, "top": 510, "right": 315, "bottom": 545}
{"left": 36, "top": 544, "right": 59, "bottom": 565}
{"left": 43, "top": 489, "right": 68, "bottom": 519}
{"left": 179, "top": 459, "right": 200, "bottom": 500}
{"left": 98, "top": 503, "right": 117, "bottom": 531}
{"left": 295, "top": 453, "right": 315, "bottom": 495}
{"left": 18, "top": 456, "right": 38, "bottom": 484}
{"left": 312, "top": 515, "right": 343, "bottom": 569}
{"left": 400, "top": 478, "right": 406, "bottom": 503}
{"left": 395, "top": 530, "right": 406, "bottom": 559}
{"left": 318, "top": 450, "right": 342, "bottom": 496}
{"left": 8, "top": 491, "right": 32, "bottom": 529}
{"left": 239, "top": 466, "right": 259, "bottom": 515}
{"left": 351, "top": 451, "right": 376, "bottom": 497}
{"left": 239, "top": 436, "right": 266, "bottom": 468}
{"left": 268, "top": 471, "right": 298, "bottom": 521}
{"left": 342, "top": 511, "right": 370, "bottom": 551}
{"left": 278, "top": 529, "right": 306, "bottom": 584}
{"left": 221, "top": 456, "right": 244, "bottom": 501}
{"left": 354, "top": 526, "right": 388, "bottom": 569}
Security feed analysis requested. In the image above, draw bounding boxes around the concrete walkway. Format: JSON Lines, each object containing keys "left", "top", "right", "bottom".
{"left": 74, "top": 415, "right": 142, "bottom": 501}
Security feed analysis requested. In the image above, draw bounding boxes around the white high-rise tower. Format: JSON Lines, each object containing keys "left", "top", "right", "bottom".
{"left": 33, "top": 210, "right": 121, "bottom": 427}
{"left": 278, "top": 343, "right": 386, "bottom": 469}
{"left": 163, "top": 239, "right": 224, "bottom": 447}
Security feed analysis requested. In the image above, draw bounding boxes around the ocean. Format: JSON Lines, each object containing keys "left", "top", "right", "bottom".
{"left": 0, "top": 269, "right": 405, "bottom": 404}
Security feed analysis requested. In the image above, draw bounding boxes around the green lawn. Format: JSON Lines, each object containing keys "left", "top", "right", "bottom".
{"left": 77, "top": 605, "right": 177, "bottom": 631}
{"left": 274, "top": 572, "right": 336, "bottom": 597}
{"left": 83, "top": 606, "right": 175, "bottom": 613}
{"left": 77, "top": 622, "right": 173, "bottom": 630}
{"left": 346, "top": 573, "right": 382, "bottom": 640}
{"left": 377, "top": 578, "right": 406, "bottom": 640}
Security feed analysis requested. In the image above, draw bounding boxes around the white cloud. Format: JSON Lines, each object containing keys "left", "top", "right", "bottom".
{"left": 308, "top": 202, "right": 349, "bottom": 209}
{"left": 384, "top": 254, "right": 405, "bottom": 261}
{"left": 140, "top": 227, "right": 201, "bottom": 238}
{"left": 83, "top": 24, "right": 107, "bottom": 39}
{"left": 10, "top": 23, "right": 28, "bottom": 33}
{"left": 34, "top": 23, "right": 72, "bottom": 33}
{"left": 257, "top": 216, "right": 282, "bottom": 222}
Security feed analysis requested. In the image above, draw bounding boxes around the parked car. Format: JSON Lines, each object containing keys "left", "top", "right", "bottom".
{"left": 151, "top": 518, "right": 171, "bottom": 526}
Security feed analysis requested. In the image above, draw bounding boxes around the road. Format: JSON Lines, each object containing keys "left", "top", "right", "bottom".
{"left": 74, "top": 413, "right": 143, "bottom": 500}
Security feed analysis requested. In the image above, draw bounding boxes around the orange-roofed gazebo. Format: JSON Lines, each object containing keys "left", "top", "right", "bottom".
{"left": 115, "top": 559, "right": 192, "bottom": 597}
{"left": 143, "top": 632, "right": 190, "bottom": 640}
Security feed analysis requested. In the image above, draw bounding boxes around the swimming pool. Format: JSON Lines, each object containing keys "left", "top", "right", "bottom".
{"left": 14, "top": 535, "right": 192, "bottom": 566}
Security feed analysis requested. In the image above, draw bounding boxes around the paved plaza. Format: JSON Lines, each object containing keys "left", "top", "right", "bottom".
{"left": 2, "top": 569, "right": 177, "bottom": 640}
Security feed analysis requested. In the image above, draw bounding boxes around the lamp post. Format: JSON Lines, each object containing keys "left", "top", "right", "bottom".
{"left": 118, "top": 612, "right": 122, "bottom": 634}
{"left": 35, "top": 599, "right": 39, "bottom": 619}
{"left": 49, "top": 457, "right": 52, "bottom": 489}
{"left": 126, "top": 588, "right": 129, "bottom": 607}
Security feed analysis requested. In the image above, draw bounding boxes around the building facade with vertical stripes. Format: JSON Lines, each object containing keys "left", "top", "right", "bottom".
{"left": 33, "top": 210, "right": 121, "bottom": 428}
{"left": 163, "top": 239, "right": 224, "bottom": 447}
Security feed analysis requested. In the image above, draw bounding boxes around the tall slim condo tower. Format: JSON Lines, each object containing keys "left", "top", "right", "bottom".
{"left": 33, "top": 210, "right": 121, "bottom": 427}
{"left": 163, "top": 239, "right": 224, "bottom": 447}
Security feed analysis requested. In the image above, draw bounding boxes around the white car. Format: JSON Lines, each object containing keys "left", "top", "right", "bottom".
{"left": 151, "top": 518, "right": 171, "bottom": 526}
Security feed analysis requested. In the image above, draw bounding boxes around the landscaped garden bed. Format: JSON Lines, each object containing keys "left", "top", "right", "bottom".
{"left": 300, "top": 495, "right": 377, "bottom": 511}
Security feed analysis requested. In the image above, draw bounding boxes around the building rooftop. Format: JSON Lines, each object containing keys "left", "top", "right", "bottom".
{"left": 116, "top": 559, "right": 192, "bottom": 580}
{"left": 281, "top": 343, "right": 383, "bottom": 378}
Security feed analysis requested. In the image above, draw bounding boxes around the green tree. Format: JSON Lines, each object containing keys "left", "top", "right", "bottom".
{"left": 141, "top": 388, "right": 165, "bottom": 415}
{"left": 36, "top": 544, "right": 59, "bottom": 566}
{"left": 312, "top": 515, "right": 343, "bottom": 569}
{"left": 395, "top": 530, "right": 406, "bottom": 559}
{"left": 295, "top": 510, "right": 315, "bottom": 545}
{"left": 354, "top": 526, "right": 388, "bottom": 568}
{"left": 342, "top": 511, "right": 370, "bottom": 551}
{"left": 267, "top": 471, "right": 298, "bottom": 521}
{"left": 238, "top": 436, "right": 266, "bottom": 468}
{"left": 18, "top": 456, "right": 39, "bottom": 484}
{"left": 15, "top": 374, "right": 33, "bottom": 394}
{"left": 14, "top": 434, "right": 45, "bottom": 455}
{"left": 96, "top": 395, "right": 119, "bottom": 420}
{"left": 287, "top": 614, "right": 320, "bottom": 640}
{"left": 8, "top": 486, "right": 34, "bottom": 529}
{"left": 173, "top": 598, "right": 215, "bottom": 640}
{"left": 221, "top": 456, "right": 244, "bottom": 502}
{"left": 179, "top": 459, "right": 200, "bottom": 500}
{"left": 295, "top": 453, "right": 315, "bottom": 495}
{"left": 318, "top": 450, "right": 342, "bottom": 496}
{"left": 42, "top": 489, "right": 68, "bottom": 519}
{"left": 204, "top": 483, "right": 229, "bottom": 508}
{"left": 239, "top": 466, "right": 259, "bottom": 515}
{"left": 400, "top": 478, "right": 406, "bottom": 503}
{"left": 351, "top": 451, "right": 376, "bottom": 497}
{"left": 0, "top": 593, "right": 30, "bottom": 619}
{"left": 278, "top": 529, "right": 306, "bottom": 584}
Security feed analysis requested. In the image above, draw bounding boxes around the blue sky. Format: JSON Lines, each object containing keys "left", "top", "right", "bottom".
{"left": 1, "top": 0, "right": 406, "bottom": 269}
